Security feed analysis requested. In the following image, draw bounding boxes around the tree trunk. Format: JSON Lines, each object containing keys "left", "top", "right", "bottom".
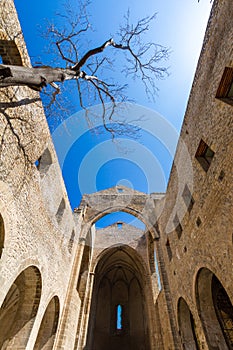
{"left": 0, "top": 64, "right": 77, "bottom": 90}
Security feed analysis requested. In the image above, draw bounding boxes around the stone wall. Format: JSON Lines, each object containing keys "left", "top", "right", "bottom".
{"left": 0, "top": 0, "right": 232, "bottom": 349}
{"left": 0, "top": 1, "right": 82, "bottom": 348}
{"left": 157, "top": 0, "right": 233, "bottom": 348}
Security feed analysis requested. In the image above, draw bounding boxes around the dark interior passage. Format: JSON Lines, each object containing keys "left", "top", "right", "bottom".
{"left": 85, "top": 246, "right": 151, "bottom": 350}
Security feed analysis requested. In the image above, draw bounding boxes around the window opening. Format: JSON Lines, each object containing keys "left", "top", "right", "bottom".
{"left": 182, "top": 185, "right": 194, "bottom": 213}
{"left": 35, "top": 148, "right": 52, "bottom": 176}
{"left": 117, "top": 222, "right": 123, "bottom": 229}
{"left": 116, "top": 304, "right": 123, "bottom": 330}
{"left": 0, "top": 214, "right": 4, "bottom": 258}
{"left": 216, "top": 67, "right": 233, "bottom": 106}
{"left": 0, "top": 39, "right": 23, "bottom": 66}
{"left": 117, "top": 188, "right": 123, "bottom": 193}
{"left": 195, "top": 139, "right": 215, "bottom": 172}
{"left": 166, "top": 239, "right": 172, "bottom": 261}
{"left": 148, "top": 234, "right": 155, "bottom": 274}
{"left": 68, "top": 230, "right": 75, "bottom": 253}
{"left": 173, "top": 214, "right": 183, "bottom": 239}
{"left": 35, "top": 159, "right": 40, "bottom": 169}
{"left": 196, "top": 217, "right": 202, "bottom": 227}
{"left": 56, "top": 198, "right": 66, "bottom": 223}
{"left": 218, "top": 170, "right": 225, "bottom": 182}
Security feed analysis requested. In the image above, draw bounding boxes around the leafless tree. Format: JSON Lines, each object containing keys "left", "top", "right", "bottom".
{"left": 0, "top": 1, "right": 169, "bottom": 135}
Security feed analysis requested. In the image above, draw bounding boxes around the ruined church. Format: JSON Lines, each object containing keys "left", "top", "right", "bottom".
{"left": 0, "top": 0, "right": 232, "bottom": 349}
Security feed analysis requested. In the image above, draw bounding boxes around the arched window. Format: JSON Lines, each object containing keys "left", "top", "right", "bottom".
{"left": 116, "top": 304, "right": 123, "bottom": 330}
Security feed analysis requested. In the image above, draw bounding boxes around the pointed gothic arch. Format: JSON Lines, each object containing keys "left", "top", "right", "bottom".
{"left": 85, "top": 245, "right": 153, "bottom": 350}
{"left": 34, "top": 296, "right": 60, "bottom": 350}
{"left": 178, "top": 297, "right": 200, "bottom": 349}
{"left": 0, "top": 266, "right": 42, "bottom": 349}
{"left": 77, "top": 187, "right": 162, "bottom": 239}
{"left": 195, "top": 267, "right": 233, "bottom": 349}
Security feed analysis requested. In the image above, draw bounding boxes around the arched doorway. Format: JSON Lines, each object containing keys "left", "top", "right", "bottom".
{"left": 196, "top": 268, "right": 233, "bottom": 349}
{"left": 34, "top": 296, "right": 60, "bottom": 350}
{"left": 85, "top": 246, "right": 152, "bottom": 350}
{"left": 0, "top": 266, "right": 42, "bottom": 349}
{"left": 178, "top": 297, "right": 199, "bottom": 349}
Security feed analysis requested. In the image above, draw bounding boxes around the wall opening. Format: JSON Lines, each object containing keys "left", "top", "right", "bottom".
{"left": 166, "top": 238, "right": 172, "bottom": 261}
{"left": 196, "top": 268, "right": 233, "bottom": 349}
{"left": 216, "top": 67, "right": 233, "bottom": 106}
{"left": 0, "top": 214, "right": 4, "bottom": 258}
{"left": 173, "top": 214, "right": 183, "bottom": 239}
{"left": 95, "top": 211, "right": 146, "bottom": 231}
{"left": 74, "top": 230, "right": 92, "bottom": 348}
{"left": 0, "top": 266, "right": 42, "bottom": 349}
{"left": 76, "top": 244, "right": 91, "bottom": 299}
{"left": 56, "top": 198, "right": 66, "bottom": 223}
{"left": 212, "top": 275, "right": 233, "bottom": 348}
{"left": 195, "top": 139, "right": 215, "bottom": 172}
{"left": 148, "top": 233, "right": 155, "bottom": 274}
{"left": 116, "top": 304, "right": 123, "bottom": 330}
{"left": 182, "top": 184, "right": 194, "bottom": 213}
{"left": 68, "top": 230, "right": 75, "bottom": 253}
{"left": 178, "top": 297, "right": 200, "bottom": 349}
{"left": 85, "top": 246, "right": 151, "bottom": 350}
{"left": 117, "top": 222, "right": 123, "bottom": 229}
{"left": 34, "top": 296, "right": 60, "bottom": 350}
{"left": 36, "top": 148, "right": 52, "bottom": 176}
{"left": 0, "top": 37, "right": 23, "bottom": 66}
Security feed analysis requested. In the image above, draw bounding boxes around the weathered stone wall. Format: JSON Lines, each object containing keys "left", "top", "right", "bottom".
{"left": 0, "top": 1, "right": 82, "bottom": 349}
{"left": 0, "top": 0, "right": 232, "bottom": 349}
{"left": 157, "top": 0, "right": 233, "bottom": 348}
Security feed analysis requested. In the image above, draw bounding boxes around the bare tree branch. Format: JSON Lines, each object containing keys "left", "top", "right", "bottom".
{"left": 0, "top": 1, "right": 169, "bottom": 137}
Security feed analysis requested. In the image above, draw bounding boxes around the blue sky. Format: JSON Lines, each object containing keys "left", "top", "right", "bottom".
{"left": 14, "top": 0, "right": 212, "bottom": 228}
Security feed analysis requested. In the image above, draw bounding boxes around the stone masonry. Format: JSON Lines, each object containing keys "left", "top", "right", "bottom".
{"left": 0, "top": 0, "right": 232, "bottom": 349}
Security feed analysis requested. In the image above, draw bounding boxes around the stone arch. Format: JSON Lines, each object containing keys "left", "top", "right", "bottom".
{"left": 0, "top": 213, "right": 4, "bottom": 258}
{"left": 77, "top": 187, "right": 162, "bottom": 239}
{"left": 76, "top": 188, "right": 163, "bottom": 348}
{"left": 178, "top": 297, "right": 200, "bottom": 349}
{"left": 195, "top": 267, "right": 233, "bottom": 349}
{"left": 86, "top": 207, "right": 159, "bottom": 239}
{"left": 85, "top": 245, "right": 153, "bottom": 350}
{"left": 0, "top": 265, "right": 42, "bottom": 349}
{"left": 34, "top": 296, "right": 60, "bottom": 350}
